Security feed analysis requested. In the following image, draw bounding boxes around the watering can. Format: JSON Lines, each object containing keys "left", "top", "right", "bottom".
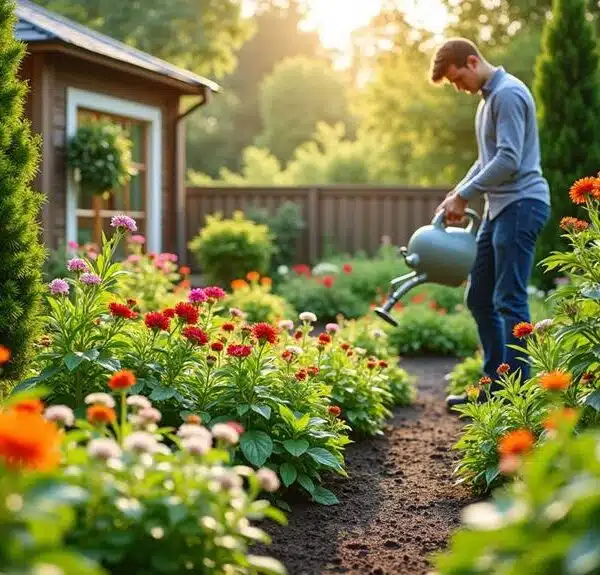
{"left": 374, "top": 208, "right": 481, "bottom": 327}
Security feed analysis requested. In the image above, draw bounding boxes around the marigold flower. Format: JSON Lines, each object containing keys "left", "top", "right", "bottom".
{"left": 543, "top": 407, "right": 578, "bottom": 431}
{"left": 347, "top": 350, "right": 354, "bottom": 357}
{"left": 12, "top": 398, "right": 44, "bottom": 415}
{"left": 340, "top": 343, "right": 351, "bottom": 351}
{"left": 108, "top": 302, "right": 137, "bottom": 319}
{"left": 539, "top": 370, "right": 572, "bottom": 391}
{"left": 569, "top": 177, "right": 598, "bottom": 204}
{"left": 227, "top": 344, "right": 252, "bottom": 358}
{"left": 144, "top": 311, "right": 170, "bottom": 331}
{"left": 328, "top": 405, "right": 342, "bottom": 417}
{"left": 479, "top": 376, "right": 492, "bottom": 386}
{"left": 496, "top": 363, "right": 510, "bottom": 375}
{"left": 175, "top": 302, "right": 199, "bottom": 325}
{"left": 560, "top": 216, "right": 589, "bottom": 232}
{"left": 0, "top": 411, "right": 61, "bottom": 471}
{"left": 87, "top": 404, "right": 117, "bottom": 425}
{"left": 498, "top": 428, "right": 535, "bottom": 457}
{"left": 252, "top": 322, "right": 278, "bottom": 344}
{"left": 281, "top": 350, "right": 293, "bottom": 362}
{"left": 293, "top": 330, "right": 303, "bottom": 340}
{"left": 0, "top": 345, "right": 11, "bottom": 365}
{"left": 108, "top": 370, "right": 136, "bottom": 390}
{"left": 246, "top": 271, "right": 260, "bottom": 282}
{"left": 183, "top": 326, "right": 209, "bottom": 346}
{"left": 465, "top": 385, "right": 480, "bottom": 401}
{"left": 231, "top": 279, "right": 249, "bottom": 291}
{"left": 512, "top": 322, "right": 534, "bottom": 338}
{"left": 367, "top": 360, "right": 377, "bottom": 370}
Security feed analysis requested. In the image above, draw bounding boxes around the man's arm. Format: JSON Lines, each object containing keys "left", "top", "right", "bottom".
{"left": 454, "top": 159, "right": 482, "bottom": 192}
{"left": 455, "top": 89, "right": 526, "bottom": 200}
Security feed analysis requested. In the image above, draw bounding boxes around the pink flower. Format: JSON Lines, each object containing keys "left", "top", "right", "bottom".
{"left": 189, "top": 288, "right": 208, "bottom": 304}
{"left": 66, "top": 258, "right": 89, "bottom": 273}
{"left": 67, "top": 241, "right": 79, "bottom": 250}
{"left": 325, "top": 323, "right": 339, "bottom": 333}
{"left": 80, "top": 273, "right": 102, "bottom": 286}
{"left": 203, "top": 286, "right": 227, "bottom": 300}
{"left": 129, "top": 234, "right": 146, "bottom": 245}
{"left": 127, "top": 255, "right": 141, "bottom": 264}
{"left": 49, "top": 278, "right": 69, "bottom": 296}
{"left": 110, "top": 214, "right": 137, "bottom": 233}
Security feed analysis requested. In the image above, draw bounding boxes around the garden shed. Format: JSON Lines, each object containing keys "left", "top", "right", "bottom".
{"left": 15, "top": 0, "right": 219, "bottom": 255}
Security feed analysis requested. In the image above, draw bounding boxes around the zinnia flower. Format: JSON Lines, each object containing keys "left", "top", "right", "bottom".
{"left": 318, "top": 333, "right": 332, "bottom": 345}
{"left": 66, "top": 257, "right": 89, "bottom": 273}
{"left": 221, "top": 322, "right": 236, "bottom": 332}
{"left": 543, "top": 407, "right": 578, "bottom": 431}
{"left": 498, "top": 428, "right": 535, "bottom": 457}
{"left": 80, "top": 273, "right": 102, "bottom": 286}
{"left": 479, "top": 376, "right": 492, "bottom": 386}
{"left": 87, "top": 404, "right": 117, "bottom": 425}
{"left": 328, "top": 405, "right": 342, "bottom": 417}
{"left": 124, "top": 431, "right": 158, "bottom": 454}
{"left": 108, "top": 370, "right": 136, "bottom": 390}
{"left": 343, "top": 264, "right": 352, "bottom": 274}
{"left": 108, "top": 302, "right": 137, "bottom": 319}
{"left": 129, "top": 234, "right": 146, "bottom": 244}
{"left": 251, "top": 322, "right": 278, "bottom": 344}
{"left": 144, "top": 311, "right": 170, "bottom": 331}
{"left": 0, "top": 411, "right": 61, "bottom": 471}
{"left": 182, "top": 326, "right": 209, "bottom": 346}
{"left": 88, "top": 438, "right": 121, "bottom": 460}
{"left": 126, "top": 395, "right": 152, "bottom": 410}
{"left": 325, "top": 323, "right": 339, "bottom": 333}
{"left": 188, "top": 288, "right": 207, "bottom": 304}
{"left": 175, "top": 302, "right": 199, "bottom": 324}
{"left": 203, "top": 286, "right": 226, "bottom": 301}
{"left": 299, "top": 311, "right": 317, "bottom": 323}
{"left": 229, "top": 307, "right": 246, "bottom": 319}
{"left": 0, "top": 345, "right": 10, "bottom": 365}
{"left": 49, "top": 278, "right": 69, "bottom": 296}
{"left": 496, "top": 363, "right": 510, "bottom": 375}
{"left": 211, "top": 423, "right": 240, "bottom": 445}
{"left": 227, "top": 344, "right": 252, "bottom": 358}
{"left": 256, "top": 468, "right": 280, "bottom": 492}
{"left": 84, "top": 393, "right": 115, "bottom": 408}
{"left": 246, "top": 271, "right": 260, "bottom": 282}
{"left": 539, "top": 370, "right": 572, "bottom": 391}
{"left": 569, "top": 177, "right": 598, "bottom": 204}
{"left": 210, "top": 341, "right": 224, "bottom": 352}
{"left": 110, "top": 214, "right": 137, "bottom": 232}
{"left": 278, "top": 319, "right": 294, "bottom": 331}
{"left": 12, "top": 398, "right": 44, "bottom": 415}
{"left": 295, "top": 369, "right": 307, "bottom": 381}
{"left": 512, "top": 322, "right": 534, "bottom": 338}
{"left": 44, "top": 405, "right": 75, "bottom": 427}
{"left": 378, "top": 360, "right": 388, "bottom": 369}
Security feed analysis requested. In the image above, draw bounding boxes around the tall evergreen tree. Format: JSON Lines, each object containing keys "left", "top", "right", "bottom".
{"left": 0, "top": 0, "right": 46, "bottom": 383}
{"left": 533, "top": 0, "right": 600, "bottom": 287}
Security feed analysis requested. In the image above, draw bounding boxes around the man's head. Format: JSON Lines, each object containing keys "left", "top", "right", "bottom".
{"left": 429, "top": 38, "right": 489, "bottom": 94}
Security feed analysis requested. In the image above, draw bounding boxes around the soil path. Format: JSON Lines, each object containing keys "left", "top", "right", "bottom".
{"left": 260, "top": 357, "right": 476, "bottom": 575}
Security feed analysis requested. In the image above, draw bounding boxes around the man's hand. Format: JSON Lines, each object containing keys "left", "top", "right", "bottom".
{"left": 436, "top": 191, "right": 468, "bottom": 224}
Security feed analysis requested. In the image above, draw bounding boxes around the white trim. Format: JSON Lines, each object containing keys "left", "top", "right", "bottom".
{"left": 65, "top": 88, "right": 162, "bottom": 252}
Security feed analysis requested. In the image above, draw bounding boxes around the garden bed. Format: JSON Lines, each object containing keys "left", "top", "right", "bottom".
{"left": 257, "top": 357, "right": 477, "bottom": 574}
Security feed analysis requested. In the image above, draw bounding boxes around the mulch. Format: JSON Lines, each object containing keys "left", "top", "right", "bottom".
{"left": 256, "top": 356, "right": 477, "bottom": 575}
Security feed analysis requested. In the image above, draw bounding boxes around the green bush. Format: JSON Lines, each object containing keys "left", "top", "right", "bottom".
{"left": 188, "top": 211, "right": 276, "bottom": 287}
{"left": 445, "top": 353, "right": 484, "bottom": 395}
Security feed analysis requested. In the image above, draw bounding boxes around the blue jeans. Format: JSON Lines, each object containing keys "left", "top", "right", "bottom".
{"left": 465, "top": 199, "right": 550, "bottom": 386}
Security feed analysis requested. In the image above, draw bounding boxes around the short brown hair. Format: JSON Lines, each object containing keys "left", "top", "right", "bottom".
{"left": 429, "top": 38, "right": 482, "bottom": 84}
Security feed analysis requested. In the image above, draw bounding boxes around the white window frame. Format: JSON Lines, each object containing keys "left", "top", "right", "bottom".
{"left": 65, "top": 87, "right": 162, "bottom": 253}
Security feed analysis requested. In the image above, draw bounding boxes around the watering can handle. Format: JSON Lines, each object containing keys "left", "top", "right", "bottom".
{"left": 432, "top": 208, "right": 481, "bottom": 235}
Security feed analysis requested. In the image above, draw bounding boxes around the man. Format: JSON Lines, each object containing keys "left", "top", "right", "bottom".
{"left": 430, "top": 38, "right": 551, "bottom": 408}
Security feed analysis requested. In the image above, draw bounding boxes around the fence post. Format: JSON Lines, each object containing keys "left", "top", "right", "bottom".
{"left": 307, "top": 187, "right": 319, "bottom": 263}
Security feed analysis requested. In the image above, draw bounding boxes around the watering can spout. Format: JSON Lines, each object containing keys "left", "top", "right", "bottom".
{"left": 374, "top": 271, "right": 428, "bottom": 327}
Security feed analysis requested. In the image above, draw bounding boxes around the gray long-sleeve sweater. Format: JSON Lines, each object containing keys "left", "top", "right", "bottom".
{"left": 455, "top": 67, "right": 550, "bottom": 220}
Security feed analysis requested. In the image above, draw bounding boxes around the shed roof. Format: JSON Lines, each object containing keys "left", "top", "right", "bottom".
{"left": 15, "top": 0, "right": 220, "bottom": 94}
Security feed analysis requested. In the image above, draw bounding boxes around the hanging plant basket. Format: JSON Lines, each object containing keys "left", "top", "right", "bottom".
{"left": 67, "top": 120, "right": 137, "bottom": 196}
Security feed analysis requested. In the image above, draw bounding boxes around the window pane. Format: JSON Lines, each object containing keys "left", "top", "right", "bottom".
{"left": 130, "top": 173, "right": 144, "bottom": 211}
{"left": 77, "top": 184, "right": 95, "bottom": 209}
{"left": 129, "top": 123, "right": 145, "bottom": 163}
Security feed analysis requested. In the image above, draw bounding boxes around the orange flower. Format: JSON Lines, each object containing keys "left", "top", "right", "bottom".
{"left": 107, "top": 370, "right": 136, "bottom": 390}
{"left": 246, "top": 271, "right": 260, "bottom": 282}
{"left": 560, "top": 217, "right": 589, "bottom": 232}
{"left": 0, "top": 410, "right": 61, "bottom": 471}
{"left": 260, "top": 277, "right": 272, "bottom": 288}
{"left": 479, "top": 376, "right": 492, "bottom": 386}
{"left": 512, "top": 322, "right": 534, "bottom": 338}
{"left": 87, "top": 404, "right": 117, "bottom": 425}
{"left": 186, "top": 414, "right": 202, "bottom": 425}
{"left": 0, "top": 345, "right": 10, "bottom": 365}
{"left": 231, "top": 279, "right": 249, "bottom": 290}
{"left": 498, "top": 428, "right": 535, "bottom": 457}
{"left": 569, "top": 177, "right": 599, "bottom": 204}
{"left": 496, "top": 363, "right": 510, "bottom": 375}
{"left": 179, "top": 266, "right": 191, "bottom": 276}
{"left": 539, "top": 370, "right": 572, "bottom": 391}
{"left": 543, "top": 407, "right": 578, "bottom": 431}
{"left": 12, "top": 398, "right": 44, "bottom": 415}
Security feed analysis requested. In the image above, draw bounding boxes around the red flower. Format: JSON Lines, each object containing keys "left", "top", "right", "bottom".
{"left": 328, "top": 405, "right": 342, "bottom": 417}
{"left": 126, "top": 299, "right": 138, "bottom": 308}
{"left": 318, "top": 333, "right": 332, "bottom": 345}
{"left": 479, "top": 376, "right": 492, "bottom": 386}
{"left": 227, "top": 344, "right": 253, "bottom": 358}
{"left": 108, "top": 302, "right": 137, "bottom": 319}
{"left": 175, "top": 302, "right": 199, "bottom": 325}
{"left": 497, "top": 363, "right": 510, "bottom": 375}
{"left": 203, "top": 286, "right": 227, "bottom": 300}
{"left": 222, "top": 322, "right": 236, "bottom": 332}
{"left": 307, "top": 366, "right": 320, "bottom": 376}
{"left": 340, "top": 343, "right": 351, "bottom": 351}
{"left": 367, "top": 360, "right": 377, "bottom": 370}
{"left": 145, "top": 311, "right": 170, "bottom": 331}
{"left": 293, "top": 330, "right": 302, "bottom": 340}
{"left": 569, "top": 177, "right": 599, "bottom": 204}
{"left": 183, "top": 326, "right": 209, "bottom": 346}
{"left": 292, "top": 264, "right": 311, "bottom": 277}
{"left": 346, "top": 350, "right": 354, "bottom": 357}
{"left": 281, "top": 350, "right": 293, "bottom": 362}
{"left": 343, "top": 264, "right": 352, "bottom": 274}
{"left": 252, "top": 322, "right": 278, "bottom": 344}
{"left": 179, "top": 266, "right": 191, "bottom": 276}
{"left": 108, "top": 370, "right": 136, "bottom": 390}
{"left": 512, "top": 322, "right": 534, "bottom": 338}
{"left": 295, "top": 369, "right": 307, "bottom": 381}
{"left": 227, "top": 421, "right": 244, "bottom": 434}
{"left": 322, "top": 276, "right": 334, "bottom": 288}
{"left": 378, "top": 360, "right": 388, "bottom": 369}
{"left": 210, "top": 341, "right": 224, "bottom": 352}
{"left": 87, "top": 404, "right": 116, "bottom": 425}
{"left": 162, "top": 308, "right": 176, "bottom": 318}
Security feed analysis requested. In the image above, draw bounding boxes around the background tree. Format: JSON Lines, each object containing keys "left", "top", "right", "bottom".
{"left": 0, "top": 0, "right": 46, "bottom": 383}
{"left": 533, "top": 0, "right": 600, "bottom": 288}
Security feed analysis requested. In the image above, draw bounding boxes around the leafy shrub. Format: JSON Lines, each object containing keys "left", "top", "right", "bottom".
{"left": 188, "top": 211, "right": 276, "bottom": 287}
{"left": 445, "top": 353, "right": 484, "bottom": 396}
{"left": 225, "top": 273, "right": 295, "bottom": 323}
{"left": 387, "top": 305, "right": 479, "bottom": 358}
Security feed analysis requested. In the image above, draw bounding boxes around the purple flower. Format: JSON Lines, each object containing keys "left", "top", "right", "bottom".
{"left": 189, "top": 288, "right": 207, "bottom": 304}
{"left": 203, "top": 286, "right": 227, "bottom": 300}
{"left": 66, "top": 258, "right": 89, "bottom": 273}
{"left": 110, "top": 214, "right": 137, "bottom": 233}
{"left": 80, "top": 273, "right": 102, "bottom": 286}
{"left": 49, "top": 278, "right": 69, "bottom": 296}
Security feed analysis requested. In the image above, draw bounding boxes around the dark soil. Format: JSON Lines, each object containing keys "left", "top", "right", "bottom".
{"left": 258, "top": 357, "right": 476, "bottom": 575}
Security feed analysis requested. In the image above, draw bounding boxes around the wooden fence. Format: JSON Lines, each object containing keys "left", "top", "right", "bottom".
{"left": 184, "top": 186, "right": 484, "bottom": 267}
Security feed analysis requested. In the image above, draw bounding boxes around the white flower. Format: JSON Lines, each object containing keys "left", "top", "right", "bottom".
{"left": 127, "top": 395, "right": 152, "bottom": 410}
{"left": 311, "top": 262, "right": 339, "bottom": 276}
{"left": 177, "top": 424, "right": 213, "bottom": 442}
{"left": 299, "top": 311, "right": 317, "bottom": 323}
{"left": 182, "top": 435, "right": 212, "bottom": 456}
{"left": 285, "top": 345, "right": 303, "bottom": 356}
{"left": 277, "top": 265, "right": 289, "bottom": 276}
{"left": 84, "top": 393, "right": 116, "bottom": 408}
{"left": 123, "top": 431, "right": 159, "bottom": 454}
{"left": 211, "top": 423, "right": 239, "bottom": 445}
{"left": 278, "top": 319, "right": 294, "bottom": 331}
{"left": 534, "top": 318, "right": 553, "bottom": 334}
{"left": 88, "top": 438, "right": 121, "bottom": 461}
{"left": 44, "top": 405, "right": 74, "bottom": 427}
{"left": 137, "top": 407, "right": 162, "bottom": 425}
{"left": 256, "top": 468, "right": 280, "bottom": 492}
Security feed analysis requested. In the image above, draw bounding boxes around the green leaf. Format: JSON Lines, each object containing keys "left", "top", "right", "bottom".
{"left": 581, "top": 284, "right": 600, "bottom": 300}
{"left": 283, "top": 439, "right": 309, "bottom": 457}
{"left": 307, "top": 448, "right": 340, "bottom": 469}
{"left": 566, "top": 530, "right": 600, "bottom": 574}
{"left": 311, "top": 486, "right": 339, "bottom": 505}
{"left": 278, "top": 404, "right": 297, "bottom": 427}
{"left": 485, "top": 466, "right": 500, "bottom": 487}
{"left": 149, "top": 386, "right": 176, "bottom": 401}
{"left": 83, "top": 349, "right": 100, "bottom": 361}
{"left": 297, "top": 473, "right": 315, "bottom": 494}
{"left": 279, "top": 462, "right": 297, "bottom": 487}
{"left": 29, "top": 550, "right": 105, "bottom": 575}
{"left": 64, "top": 352, "right": 86, "bottom": 371}
{"left": 237, "top": 404, "right": 251, "bottom": 416}
{"left": 12, "top": 364, "right": 60, "bottom": 392}
{"left": 585, "top": 389, "right": 600, "bottom": 412}
{"left": 262, "top": 506, "right": 288, "bottom": 525}
{"left": 251, "top": 404, "right": 272, "bottom": 420}
{"left": 240, "top": 431, "right": 273, "bottom": 467}
{"left": 96, "top": 357, "right": 121, "bottom": 372}
{"left": 246, "top": 555, "right": 287, "bottom": 575}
